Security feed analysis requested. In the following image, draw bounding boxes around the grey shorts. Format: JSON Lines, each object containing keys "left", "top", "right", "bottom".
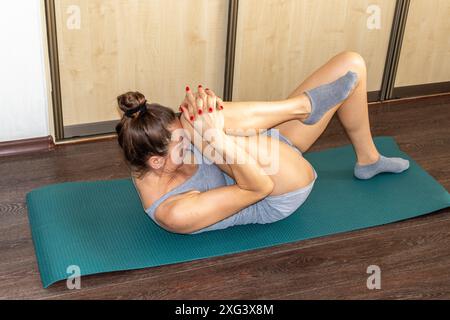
{"left": 190, "top": 129, "right": 317, "bottom": 234}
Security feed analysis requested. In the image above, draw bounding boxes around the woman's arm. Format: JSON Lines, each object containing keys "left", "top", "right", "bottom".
{"left": 180, "top": 112, "right": 234, "bottom": 177}
{"left": 155, "top": 128, "right": 274, "bottom": 235}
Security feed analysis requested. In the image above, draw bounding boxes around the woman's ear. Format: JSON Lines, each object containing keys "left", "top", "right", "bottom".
{"left": 148, "top": 156, "right": 165, "bottom": 170}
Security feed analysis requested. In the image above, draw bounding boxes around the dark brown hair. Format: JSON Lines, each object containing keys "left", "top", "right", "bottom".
{"left": 116, "top": 91, "right": 177, "bottom": 178}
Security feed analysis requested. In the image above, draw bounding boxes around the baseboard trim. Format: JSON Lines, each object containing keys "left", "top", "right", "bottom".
{"left": 64, "top": 120, "right": 119, "bottom": 138}
{"left": 56, "top": 134, "right": 117, "bottom": 146}
{"left": 367, "top": 91, "right": 380, "bottom": 102}
{"left": 393, "top": 82, "right": 450, "bottom": 99}
{"left": 0, "top": 136, "right": 55, "bottom": 158}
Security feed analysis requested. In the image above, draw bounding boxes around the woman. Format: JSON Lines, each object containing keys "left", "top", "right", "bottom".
{"left": 116, "top": 51, "right": 410, "bottom": 235}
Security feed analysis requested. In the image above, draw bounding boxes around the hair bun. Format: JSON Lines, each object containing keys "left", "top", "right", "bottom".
{"left": 117, "top": 91, "right": 147, "bottom": 116}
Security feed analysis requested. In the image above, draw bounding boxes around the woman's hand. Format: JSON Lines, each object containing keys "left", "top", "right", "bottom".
{"left": 180, "top": 86, "right": 226, "bottom": 141}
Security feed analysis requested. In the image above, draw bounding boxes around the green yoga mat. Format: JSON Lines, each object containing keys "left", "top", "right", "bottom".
{"left": 26, "top": 137, "right": 450, "bottom": 288}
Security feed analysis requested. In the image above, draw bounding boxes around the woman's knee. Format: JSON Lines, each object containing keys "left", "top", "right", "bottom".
{"left": 339, "top": 51, "right": 367, "bottom": 73}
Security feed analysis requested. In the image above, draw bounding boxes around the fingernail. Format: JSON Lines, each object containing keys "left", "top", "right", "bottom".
{"left": 198, "top": 85, "right": 203, "bottom": 89}
{"left": 198, "top": 109, "right": 203, "bottom": 115}
{"left": 179, "top": 106, "right": 183, "bottom": 112}
{"left": 190, "top": 116, "right": 195, "bottom": 122}
{"left": 209, "top": 107, "right": 214, "bottom": 113}
{"left": 219, "top": 105, "right": 224, "bottom": 110}
{"left": 186, "top": 86, "right": 190, "bottom": 92}
{"left": 205, "top": 88, "right": 210, "bottom": 91}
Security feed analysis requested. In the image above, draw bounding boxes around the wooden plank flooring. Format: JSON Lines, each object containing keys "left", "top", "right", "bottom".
{"left": 0, "top": 94, "right": 449, "bottom": 300}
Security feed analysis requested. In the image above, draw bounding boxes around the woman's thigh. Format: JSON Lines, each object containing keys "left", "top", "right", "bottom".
{"left": 225, "top": 134, "right": 316, "bottom": 196}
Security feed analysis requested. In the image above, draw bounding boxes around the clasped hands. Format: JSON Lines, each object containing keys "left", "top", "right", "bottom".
{"left": 179, "top": 85, "right": 226, "bottom": 139}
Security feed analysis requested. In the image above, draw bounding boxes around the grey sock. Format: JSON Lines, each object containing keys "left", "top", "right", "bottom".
{"left": 354, "top": 155, "right": 410, "bottom": 180}
{"left": 303, "top": 71, "right": 359, "bottom": 125}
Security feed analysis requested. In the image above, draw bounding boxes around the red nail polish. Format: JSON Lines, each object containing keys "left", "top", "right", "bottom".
{"left": 179, "top": 106, "right": 183, "bottom": 112}
{"left": 198, "top": 109, "right": 203, "bottom": 115}
{"left": 198, "top": 85, "right": 203, "bottom": 88}
{"left": 209, "top": 107, "right": 214, "bottom": 113}
{"left": 219, "top": 105, "right": 224, "bottom": 110}
{"left": 205, "top": 88, "right": 210, "bottom": 91}
{"left": 190, "top": 116, "right": 195, "bottom": 121}
{"left": 186, "top": 86, "right": 190, "bottom": 92}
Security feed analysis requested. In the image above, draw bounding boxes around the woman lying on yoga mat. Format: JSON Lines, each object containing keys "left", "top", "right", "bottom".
{"left": 116, "top": 51, "right": 410, "bottom": 235}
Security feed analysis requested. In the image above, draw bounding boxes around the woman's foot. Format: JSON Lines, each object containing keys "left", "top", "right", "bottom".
{"left": 303, "top": 71, "right": 359, "bottom": 125}
{"left": 354, "top": 155, "right": 410, "bottom": 180}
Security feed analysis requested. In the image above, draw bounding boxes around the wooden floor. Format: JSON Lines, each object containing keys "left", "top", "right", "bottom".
{"left": 1, "top": 94, "right": 449, "bottom": 300}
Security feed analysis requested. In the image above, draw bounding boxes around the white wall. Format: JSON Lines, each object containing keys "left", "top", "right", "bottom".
{"left": 0, "top": 0, "right": 50, "bottom": 142}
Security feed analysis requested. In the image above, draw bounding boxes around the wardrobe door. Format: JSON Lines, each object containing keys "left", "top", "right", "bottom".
{"left": 394, "top": 0, "right": 450, "bottom": 97}
{"left": 53, "top": 0, "right": 229, "bottom": 138}
{"left": 233, "top": 0, "right": 396, "bottom": 102}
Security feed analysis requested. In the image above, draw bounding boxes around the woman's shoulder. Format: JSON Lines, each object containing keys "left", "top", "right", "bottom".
{"left": 134, "top": 156, "right": 202, "bottom": 212}
{"left": 132, "top": 176, "right": 164, "bottom": 211}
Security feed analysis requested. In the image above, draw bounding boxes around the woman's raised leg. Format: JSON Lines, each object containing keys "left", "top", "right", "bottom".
{"left": 275, "top": 51, "right": 380, "bottom": 165}
{"left": 216, "top": 67, "right": 358, "bottom": 136}
{"left": 185, "top": 51, "right": 408, "bottom": 178}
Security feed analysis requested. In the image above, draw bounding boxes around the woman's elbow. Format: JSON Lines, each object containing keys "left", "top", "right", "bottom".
{"left": 253, "top": 179, "right": 275, "bottom": 199}
{"left": 155, "top": 208, "right": 196, "bottom": 235}
{"left": 264, "top": 180, "right": 275, "bottom": 196}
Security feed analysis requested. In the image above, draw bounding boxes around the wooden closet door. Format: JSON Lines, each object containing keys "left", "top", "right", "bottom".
{"left": 233, "top": 0, "right": 396, "bottom": 102}
{"left": 395, "top": 0, "right": 450, "bottom": 87}
{"left": 54, "top": 0, "right": 229, "bottom": 137}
